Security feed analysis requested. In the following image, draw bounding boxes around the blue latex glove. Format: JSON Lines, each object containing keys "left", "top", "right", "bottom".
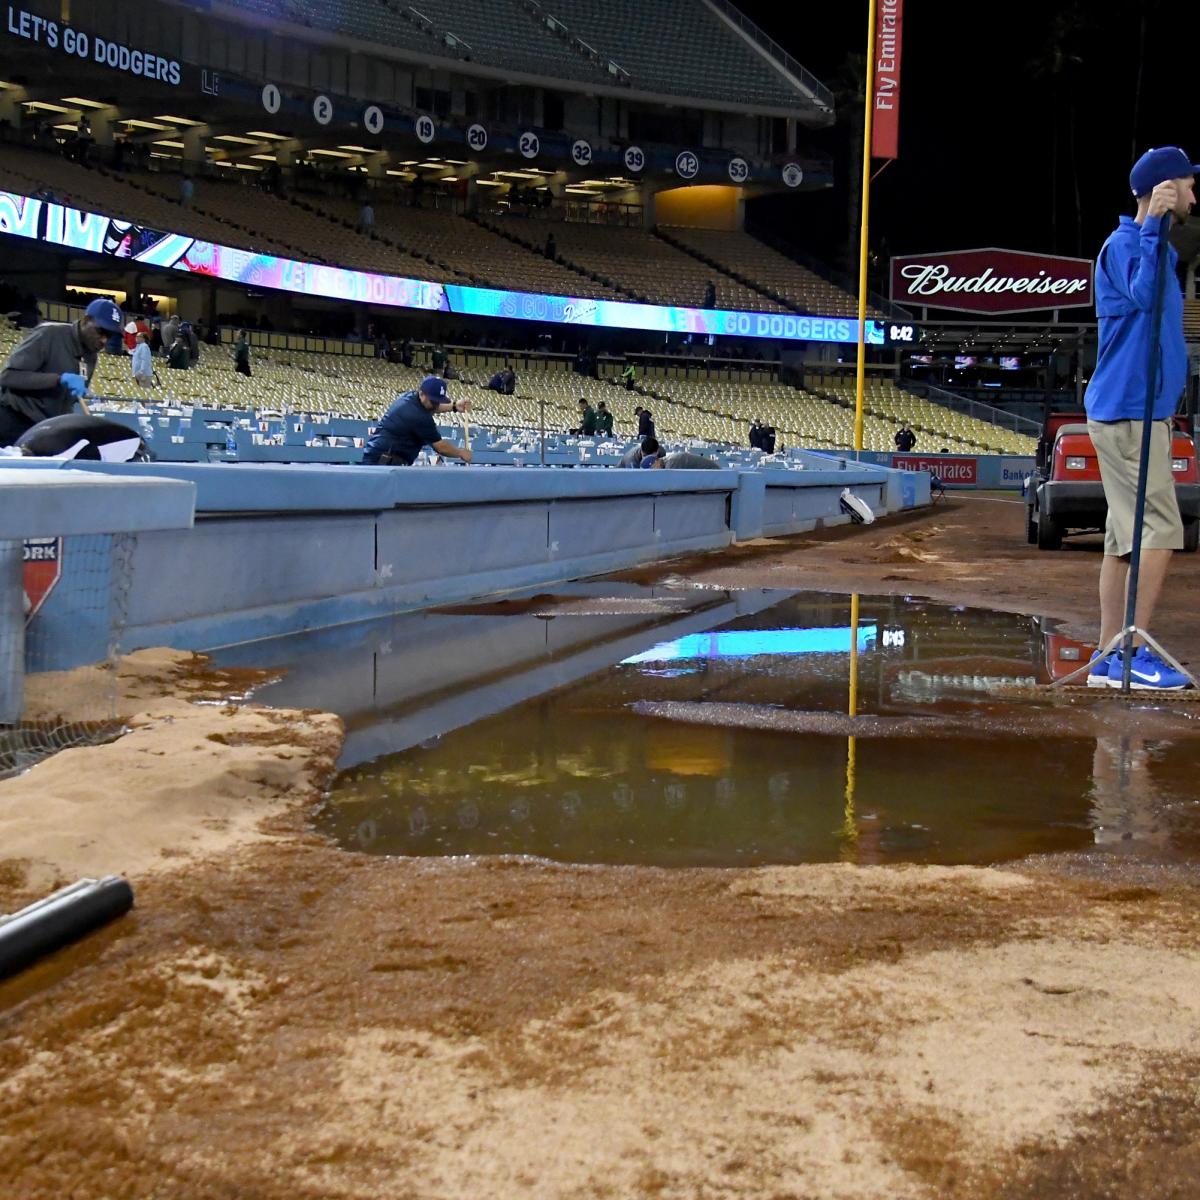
{"left": 59, "top": 372, "right": 89, "bottom": 399}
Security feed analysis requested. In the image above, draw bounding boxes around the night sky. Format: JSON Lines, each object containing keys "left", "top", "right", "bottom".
{"left": 737, "top": 0, "right": 1190, "bottom": 271}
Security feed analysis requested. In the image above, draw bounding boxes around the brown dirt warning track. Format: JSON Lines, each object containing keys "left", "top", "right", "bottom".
{"left": 3, "top": 495, "right": 1200, "bottom": 1200}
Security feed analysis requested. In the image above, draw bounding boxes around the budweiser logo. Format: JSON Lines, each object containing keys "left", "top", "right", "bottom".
{"left": 898, "top": 263, "right": 1089, "bottom": 299}
{"left": 890, "top": 248, "right": 1094, "bottom": 314}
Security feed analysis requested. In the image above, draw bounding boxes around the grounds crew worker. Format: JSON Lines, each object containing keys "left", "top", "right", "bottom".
{"left": 1085, "top": 146, "right": 1197, "bottom": 691}
{"left": 361, "top": 376, "right": 473, "bottom": 465}
{"left": 0, "top": 297, "right": 123, "bottom": 446}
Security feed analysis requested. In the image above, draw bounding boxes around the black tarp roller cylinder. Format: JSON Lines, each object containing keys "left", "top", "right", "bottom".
{"left": 0, "top": 876, "right": 134, "bottom": 978}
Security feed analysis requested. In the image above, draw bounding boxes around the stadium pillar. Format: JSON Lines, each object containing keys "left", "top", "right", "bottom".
{"left": 183, "top": 127, "right": 206, "bottom": 169}
{"left": 90, "top": 107, "right": 118, "bottom": 149}
{"left": 640, "top": 182, "right": 660, "bottom": 229}
{"left": 0, "top": 86, "right": 27, "bottom": 133}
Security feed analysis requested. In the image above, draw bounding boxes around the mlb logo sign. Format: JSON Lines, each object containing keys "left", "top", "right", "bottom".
{"left": 23, "top": 538, "right": 63, "bottom": 621}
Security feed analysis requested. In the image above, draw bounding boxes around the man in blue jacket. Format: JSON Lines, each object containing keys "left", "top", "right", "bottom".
{"left": 361, "top": 376, "right": 473, "bottom": 465}
{"left": 1085, "top": 146, "right": 1196, "bottom": 690}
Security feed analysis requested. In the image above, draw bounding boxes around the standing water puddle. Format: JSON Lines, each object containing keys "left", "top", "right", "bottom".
{"left": 214, "top": 585, "right": 1200, "bottom": 868}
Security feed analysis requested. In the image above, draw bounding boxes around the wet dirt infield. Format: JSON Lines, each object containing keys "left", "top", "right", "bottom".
{"left": 4, "top": 496, "right": 1200, "bottom": 1200}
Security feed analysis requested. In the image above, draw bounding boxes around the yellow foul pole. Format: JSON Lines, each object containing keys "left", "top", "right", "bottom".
{"left": 853, "top": 0, "right": 879, "bottom": 456}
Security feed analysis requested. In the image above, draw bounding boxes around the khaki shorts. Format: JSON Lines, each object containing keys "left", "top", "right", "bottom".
{"left": 1087, "top": 418, "right": 1183, "bottom": 556}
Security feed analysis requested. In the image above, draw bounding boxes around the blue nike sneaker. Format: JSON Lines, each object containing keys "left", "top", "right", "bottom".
{"left": 1107, "top": 646, "right": 1192, "bottom": 690}
{"left": 1086, "top": 651, "right": 1120, "bottom": 688}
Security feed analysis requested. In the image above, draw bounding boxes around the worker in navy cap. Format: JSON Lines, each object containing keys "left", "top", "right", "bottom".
{"left": 361, "top": 375, "right": 473, "bottom": 465}
{"left": 1084, "top": 145, "right": 1198, "bottom": 690}
{"left": 0, "top": 297, "right": 122, "bottom": 446}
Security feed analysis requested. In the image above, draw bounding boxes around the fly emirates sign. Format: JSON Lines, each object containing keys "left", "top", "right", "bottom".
{"left": 890, "top": 248, "right": 1093, "bottom": 314}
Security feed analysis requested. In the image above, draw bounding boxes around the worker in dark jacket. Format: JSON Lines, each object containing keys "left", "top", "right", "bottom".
{"left": 574, "top": 397, "right": 598, "bottom": 436}
{"left": 0, "top": 297, "right": 122, "bottom": 445}
{"left": 595, "top": 400, "right": 614, "bottom": 437}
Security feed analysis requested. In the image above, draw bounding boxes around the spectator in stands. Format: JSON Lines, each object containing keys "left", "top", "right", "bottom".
{"left": 622, "top": 360, "right": 637, "bottom": 390}
{"left": 399, "top": 336, "right": 414, "bottom": 368}
{"left": 703, "top": 280, "right": 716, "bottom": 309}
{"left": 894, "top": 424, "right": 917, "bottom": 452}
{"left": 749, "top": 420, "right": 763, "bottom": 449}
{"left": 760, "top": 424, "right": 777, "bottom": 454}
{"left": 358, "top": 199, "right": 375, "bottom": 234}
{"left": 361, "top": 376, "right": 472, "bottom": 466}
{"left": 182, "top": 322, "right": 200, "bottom": 363}
{"left": 13, "top": 294, "right": 40, "bottom": 329}
{"left": 574, "top": 397, "right": 598, "bottom": 436}
{"left": 619, "top": 436, "right": 660, "bottom": 468}
{"left": 596, "top": 400, "right": 614, "bottom": 438}
{"left": 545, "top": 231, "right": 557, "bottom": 261}
{"left": 233, "top": 330, "right": 252, "bottom": 378}
{"left": 161, "top": 314, "right": 180, "bottom": 356}
{"left": 486, "top": 366, "right": 517, "bottom": 395}
{"left": 431, "top": 343, "right": 447, "bottom": 374}
{"left": 179, "top": 175, "right": 194, "bottom": 209}
{"left": 167, "top": 334, "right": 190, "bottom": 371}
{"left": 73, "top": 115, "right": 92, "bottom": 165}
{"left": 131, "top": 332, "right": 154, "bottom": 387}
{"left": 638, "top": 406, "right": 655, "bottom": 439}
{"left": 0, "top": 297, "right": 121, "bottom": 445}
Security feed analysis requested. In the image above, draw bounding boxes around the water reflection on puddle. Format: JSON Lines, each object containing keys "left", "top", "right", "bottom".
{"left": 214, "top": 585, "right": 1200, "bottom": 868}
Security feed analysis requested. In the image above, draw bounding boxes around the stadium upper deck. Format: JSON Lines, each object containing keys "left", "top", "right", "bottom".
{"left": 214, "top": 0, "right": 832, "bottom": 115}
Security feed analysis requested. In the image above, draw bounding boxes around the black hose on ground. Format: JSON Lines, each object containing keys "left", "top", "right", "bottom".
{"left": 0, "top": 876, "right": 134, "bottom": 978}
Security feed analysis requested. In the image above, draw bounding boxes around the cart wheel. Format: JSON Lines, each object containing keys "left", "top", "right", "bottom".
{"left": 1036, "top": 510, "right": 1063, "bottom": 550}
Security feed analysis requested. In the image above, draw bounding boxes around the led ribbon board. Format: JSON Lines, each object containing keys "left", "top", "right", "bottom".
{"left": 0, "top": 190, "right": 886, "bottom": 345}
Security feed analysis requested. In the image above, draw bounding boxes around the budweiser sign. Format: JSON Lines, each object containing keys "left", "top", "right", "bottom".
{"left": 890, "top": 248, "right": 1093, "bottom": 314}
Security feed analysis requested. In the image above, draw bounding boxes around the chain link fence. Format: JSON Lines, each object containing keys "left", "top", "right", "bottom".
{"left": 0, "top": 533, "right": 134, "bottom": 779}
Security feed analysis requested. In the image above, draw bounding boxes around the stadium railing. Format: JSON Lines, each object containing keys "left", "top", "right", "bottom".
{"left": 897, "top": 380, "right": 1042, "bottom": 438}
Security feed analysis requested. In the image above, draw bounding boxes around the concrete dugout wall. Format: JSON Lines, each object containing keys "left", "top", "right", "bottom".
{"left": 0, "top": 461, "right": 927, "bottom": 668}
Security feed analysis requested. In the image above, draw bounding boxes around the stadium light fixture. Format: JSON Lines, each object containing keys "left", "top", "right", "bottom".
{"left": 152, "top": 140, "right": 185, "bottom": 149}
{"left": 122, "top": 119, "right": 170, "bottom": 130}
{"left": 155, "top": 114, "right": 205, "bottom": 126}
{"left": 213, "top": 134, "right": 261, "bottom": 144}
{"left": 61, "top": 97, "right": 109, "bottom": 109}
{"left": 246, "top": 130, "right": 291, "bottom": 140}
{"left": 336, "top": 145, "right": 377, "bottom": 153}
{"left": 474, "top": 179, "right": 504, "bottom": 187}
{"left": 24, "top": 101, "right": 72, "bottom": 113}
{"left": 308, "top": 149, "right": 355, "bottom": 158}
